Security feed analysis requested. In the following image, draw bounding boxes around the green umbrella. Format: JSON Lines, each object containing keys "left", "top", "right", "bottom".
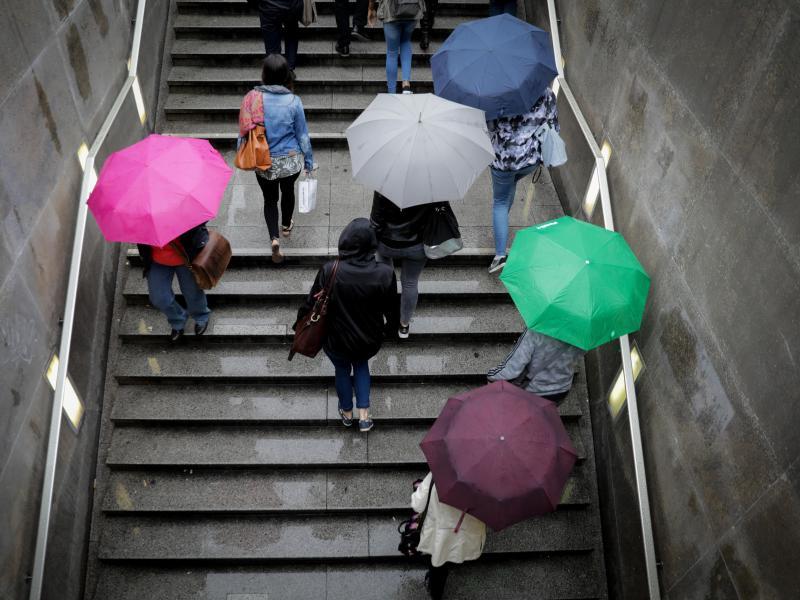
{"left": 500, "top": 216, "right": 650, "bottom": 351}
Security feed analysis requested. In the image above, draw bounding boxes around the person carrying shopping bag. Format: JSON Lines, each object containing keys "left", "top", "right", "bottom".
{"left": 296, "top": 218, "right": 400, "bottom": 432}
{"left": 411, "top": 472, "right": 487, "bottom": 600}
{"left": 487, "top": 86, "right": 558, "bottom": 274}
{"left": 238, "top": 54, "right": 314, "bottom": 263}
{"left": 370, "top": 191, "right": 429, "bottom": 339}
{"left": 368, "top": 0, "right": 425, "bottom": 93}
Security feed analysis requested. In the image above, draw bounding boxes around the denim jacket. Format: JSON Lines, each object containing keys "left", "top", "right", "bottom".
{"left": 239, "top": 85, "right": 313, "bottom": 170}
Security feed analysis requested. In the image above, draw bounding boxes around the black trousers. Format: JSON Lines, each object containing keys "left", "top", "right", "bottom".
{"left": 259, "top": 3, "right": 299, "bottom": 69}
{"left": 334, "top": 0, "right": 369, "bottom": 46}
{"left": 426, "top": 560, "right": 449, "bottom": 600}
{"left": 256, "top": 171, "right": 300, "bottom": 240}
{"left": 420, "top": 0, "right": 439, "bottom": 32}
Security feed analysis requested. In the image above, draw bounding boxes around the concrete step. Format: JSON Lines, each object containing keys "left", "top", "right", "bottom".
{"left": 122, "top": 264, "right": 510, "bottom": 303}
{"left": 119, "top": 300, "right": 524, "bottom": 341}
{"left": 173, "top": 14, "right": 467, "bottom": 39}
{"left": 109, "top": 377, "right": 586, "bottom": 423}
{"left": 102, "top": 465, "right": 591, "bottom": 512}
{"left": 172, "top": 38, "right": 444, "bottom": 67}
{"left": 167, "top": 65, "right": 434, "bottom": 92}
{"left": 97, "top": 509, "right": 599, "bottom": 560}
{"left": 89, "top": 556, "right": 603, "bottom": 600}
{"left": 162, "top": 117, "right": 352, "bottom": 143}
{"left": 163, "top": 91, "right": 372, "bottom": 117}
{"left": 105, "top": 420, "right": 586, "bottom": 468}
{"left": 176, "top": 0, "right": 489, "bottom": 17}
{"left": 112, "top": 338, "right": 514, "bottom": 383}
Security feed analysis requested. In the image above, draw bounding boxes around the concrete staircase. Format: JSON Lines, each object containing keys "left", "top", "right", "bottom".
{"left": 83, "top": 1, "right": 609, "bottom": 598}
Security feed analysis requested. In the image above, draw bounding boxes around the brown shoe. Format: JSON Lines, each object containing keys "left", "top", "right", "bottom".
{"left": 271, "top": 240, "right": 284, "bottom": 263}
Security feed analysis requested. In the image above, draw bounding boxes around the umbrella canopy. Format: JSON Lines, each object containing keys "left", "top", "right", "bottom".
{"left": 88, "top": 134, "right": 232, "bottom": 246}
{"left": 431, "top": 14, "right": 558, "bottom": 121}
{"left": 345, "top": 93, "right": 494, "bottom": 209}
{"left": 420, "top": 381, "right": 577, "bottom": 531}
{"left": 500, "top": 216, "right": 651, "bottom": 351}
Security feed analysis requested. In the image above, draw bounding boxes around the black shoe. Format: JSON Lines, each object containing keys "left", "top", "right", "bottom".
{"left": 398, "top": 323, "right": 410, "bottom": 339}
{"left": 170, "top": 329, "right": 184, "bottom": 343}
{"left": 195, "top": 322, "right": 208, "bottom": 336}
{"left": 352, "top": 26, "right": 371, "bottom": 42}
{"left": 488, "top": 255, "right": 507, "bottom": 273}
{"left": 419, "top": 30, "right": 430, "bottom": 50}
{"left": 335, "top": 43, "right": 350, "bottom": 57}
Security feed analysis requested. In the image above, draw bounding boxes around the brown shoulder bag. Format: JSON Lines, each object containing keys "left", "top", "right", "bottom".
{"left": 173, "top": 230, "right": 232, "bottom": 290}
{"left": 235, "top": 124, "right": 272, "bottom": 171}
{"left": 289, "top": 260, "right": 340, "bottom": 361}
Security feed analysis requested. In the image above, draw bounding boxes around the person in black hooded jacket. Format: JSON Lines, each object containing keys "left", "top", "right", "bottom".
{"left": 298, "top": 218, "right": 400, "bottom": 432}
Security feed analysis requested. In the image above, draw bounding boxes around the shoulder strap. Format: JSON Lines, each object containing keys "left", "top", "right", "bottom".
{"left": 169, "top": 241, "right": 192, "bottom": 268}
{"left": 419, "top": 477, "right": 433, "bottom": 523}
{"left": 324, "top": 259, "right": 340, "bottom": 295}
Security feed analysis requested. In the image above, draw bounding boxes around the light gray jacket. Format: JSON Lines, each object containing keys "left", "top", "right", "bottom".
{"left": 488, "top": 329, "right": 584, "bottom": 396}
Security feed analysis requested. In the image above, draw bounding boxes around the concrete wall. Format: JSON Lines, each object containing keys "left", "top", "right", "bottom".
{"left": 542, "top": 0, "right": 800, "bottom": 598}
{"left": 0, "top": 1, "right": 169, "bottom": 599}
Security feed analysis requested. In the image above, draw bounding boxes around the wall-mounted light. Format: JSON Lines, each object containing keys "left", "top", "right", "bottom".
{"left": 608, "top": 340, "right": 645, "bottom": 419}
{"left": 132, "top": 77, "right": 147, "bottom": 125}
{"left": 44, "top": 354, "right": 85, "bottom": 433}
{"left": 582, "top": 139, "right": 613, "bottom": 218}
{"left": 77, "top": 142, "right": 98, "bottom": 191}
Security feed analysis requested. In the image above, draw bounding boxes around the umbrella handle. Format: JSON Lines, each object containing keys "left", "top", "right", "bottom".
{"left": 454, "top": 510, "right": 467, "bottom": 534}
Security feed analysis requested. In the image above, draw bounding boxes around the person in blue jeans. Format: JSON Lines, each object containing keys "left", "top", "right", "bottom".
{"left": 238, "top": 54, "right": 314, "bottom": 263}
{"left": 488, "top": 0, "right": 516, "bottom": 17}
{"left": 137, "top": 224, "right": 211, "bottom": 342}
{"left": 369, "top": 0, "right": 424, "bottom": 93}
{"left": 487, "top": 87, "right": 559, "bottom": 273}
{"left": 296, "top": 218, "right": 399, "bottom": 432}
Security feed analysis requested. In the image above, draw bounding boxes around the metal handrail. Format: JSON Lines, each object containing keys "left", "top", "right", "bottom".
{"left": 27, "top": 2, "right": 148, "bottom": 598}
{"left": 546, "top": 1, "right": 661, "bottom": 597}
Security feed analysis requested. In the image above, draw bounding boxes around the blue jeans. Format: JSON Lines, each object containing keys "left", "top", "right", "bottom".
{"left": 489, "top": 0, "right": 516, "bottom": 16}
{"left": 490, "top": 164, "right": 536, "bottom": 256}
{"left": 384, "top": 20, "right": 415, "bottom": 93}
{"left": 147, "top": 263, "right": 211, "bottom": 330}
{"left": 325, "top": 349, "right": 371, "bottom": 410}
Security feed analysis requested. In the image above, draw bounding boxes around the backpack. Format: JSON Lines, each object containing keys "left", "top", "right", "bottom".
{"left": 397, "top": 478, "right": 433, "bottom": 557}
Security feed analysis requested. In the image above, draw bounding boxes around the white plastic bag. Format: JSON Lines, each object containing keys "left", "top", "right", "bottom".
{"left": 298, "top": 177, "right": 317, "bottom": 213}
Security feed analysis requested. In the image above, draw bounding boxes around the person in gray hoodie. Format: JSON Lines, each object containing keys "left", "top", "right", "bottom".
{"left": 487, "top": 329, "right": 584, "bottom": 401}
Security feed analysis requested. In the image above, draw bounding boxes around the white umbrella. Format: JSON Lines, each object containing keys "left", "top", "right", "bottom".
{"left": 345, "top": 93, "right": 494, "bottom": 209}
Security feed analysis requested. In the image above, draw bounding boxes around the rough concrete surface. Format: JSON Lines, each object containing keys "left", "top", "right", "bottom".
{"left": 543, "top": 0, "right": 800, "bottom": 597}
{"left": 0, "top": 1, "right": 169, "bottom": 599}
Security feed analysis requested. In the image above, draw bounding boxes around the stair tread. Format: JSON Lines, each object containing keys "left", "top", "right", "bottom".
{"left": 102, "top": 466, "right": 591, "bottom": 512}
{"left": 174, "top": 13, "right": 467, "bottom": 30}
{"left": 123, "top": 265, "right": 510, "bottom": 298}
{"left": 164, "top": 91, "right": 373, "bottom": 112}
{"left": 91, "top": 558, "right": 602, "bottom": 600}
{"left": 119, "top": 302, "right": 524, "bottom": 338}
{"left": 172, "top": 38, "right": 445, "bottom": 56}
{"left": 169, "top": 64, "right": 433, "bottom": 83}
{"left": 98, "top": 511, "right": 599, "bottom": 560}
{"left": 106, "top": 420, "right": 586, "bottom": 467}
{"left": 110, "top": 380, "right": 586, "bottom": 423}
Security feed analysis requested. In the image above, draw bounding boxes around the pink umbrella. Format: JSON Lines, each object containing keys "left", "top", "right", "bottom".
{"left": 88, "top": 134, "right": 232, "bottom": 246}
{"left": 419, "top": 381, "right": 578, "bottom": 531}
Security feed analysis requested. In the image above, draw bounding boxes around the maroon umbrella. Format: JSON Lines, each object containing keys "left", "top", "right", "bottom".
{"left": 419, "top": 381, "right": 577, "bottom": 531}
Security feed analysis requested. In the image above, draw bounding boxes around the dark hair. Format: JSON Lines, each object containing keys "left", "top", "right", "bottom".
{"left": 261, "top": 54, "right": 292, "bottom": 87}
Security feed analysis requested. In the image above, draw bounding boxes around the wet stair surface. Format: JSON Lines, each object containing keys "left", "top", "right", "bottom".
{"left": 83, "top": 0, "right": 608, "bottom": 598}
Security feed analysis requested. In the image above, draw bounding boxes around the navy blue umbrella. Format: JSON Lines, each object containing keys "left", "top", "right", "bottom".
{"left": 431, "top": 14, "right": 558, "bottom": 121}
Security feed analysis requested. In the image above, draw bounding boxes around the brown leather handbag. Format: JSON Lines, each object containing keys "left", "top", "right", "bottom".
{"left": 289, "top": 260, "right": 339, "bottom": 361}
{"left": 235, "top": 124, "right": 272, "bottom": 171}
{"left": 173, "top": 231, "right": 232, "bottom": 290}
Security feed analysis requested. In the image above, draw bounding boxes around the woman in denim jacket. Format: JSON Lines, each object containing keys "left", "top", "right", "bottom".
{"left": 239, "top": 54, "right": 314, "bottom": 263}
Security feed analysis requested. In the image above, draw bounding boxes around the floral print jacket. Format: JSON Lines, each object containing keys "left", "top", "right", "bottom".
{"left": 488, "top": 88, "right": 559, "bottom": 171}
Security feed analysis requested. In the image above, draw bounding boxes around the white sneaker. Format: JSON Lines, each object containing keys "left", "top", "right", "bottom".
{"left": 488, "top": 255, "right": 507, "bottom": 273}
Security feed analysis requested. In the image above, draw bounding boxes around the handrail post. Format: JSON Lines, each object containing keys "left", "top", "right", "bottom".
{"left": 545, "top": 1, "right": 660, "bottom": 597}
{"left": 27, "top": 3, "right": 147, "bottom": 599}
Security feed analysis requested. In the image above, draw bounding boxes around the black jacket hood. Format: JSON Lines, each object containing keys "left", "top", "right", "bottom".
{"left": 338, "top": 217, "right": 377, "bottom": 260}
